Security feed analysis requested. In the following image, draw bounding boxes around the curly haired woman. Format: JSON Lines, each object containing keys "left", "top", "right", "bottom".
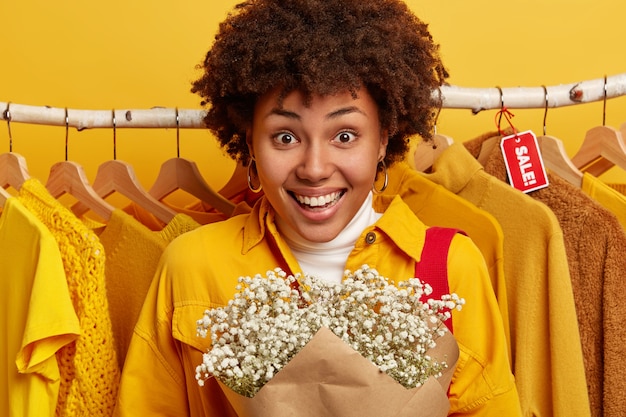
{"left": 114, "top": 0, "right": 521, "bottom": 415}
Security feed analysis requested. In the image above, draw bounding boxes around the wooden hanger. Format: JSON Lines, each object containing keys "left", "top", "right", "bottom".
{"left": 570, "top": 76, "right": 626, "bottom": 176}
{"left": 149, "top": 157, "right": 236, "bottom": 216}
{"left": 413, "top": 97, "right": 453, "bottom": 172}
{"left": 535, "top": 88, "right": 583, "bottom": 187}
{"left": 148, "top": 108, "right": 236, "bottom": 216}
{"left": 413, "top": 133, "right": 453, "bottom": 172}
{"left": 618, "top": 121, "right": 626, "bottom": 159}
{"left": 46, "top": 160, "right": 115, "bottom": 221}
{"left": 72, "top": 110, "right": 177, "bottom": 224}
{"left": 536, "top": 135, "right": 583, "bottom": 187}
{"left": 45, "top": 108, "right": 114, "bottom": 220}
{"left": 0, "top": 152, "right": 28, "bottom": 205}
{"left": 570, "top": 125, "right": 626, "bottom": 176}
{"left": 217, "top": 161, "right": 249, "bottom": 199}
{"left": 0, "top": 152, "right": 30, "bottom": 194}
{"left": 1, "top": 103, "right": 30, "bottom": 204}
{"left": 72, "top": 159, "right": 177, "bottom": 224}
{"left": 0, "top": 184, "right": 10, "bottom": 205}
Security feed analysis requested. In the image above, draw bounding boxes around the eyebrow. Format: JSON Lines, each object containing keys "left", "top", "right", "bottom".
{"left": 267, "top": 108, "right": 300, "bottom": 120}
{"left": 266, "top": 105, "right": 365, "bottom": 121}
{"left": 326, "top": 106, "right": 364, "bottom": 119}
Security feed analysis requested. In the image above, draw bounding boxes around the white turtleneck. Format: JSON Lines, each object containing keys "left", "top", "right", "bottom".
{"left": 276, "top": 192, "right": 382, "bottom": 284}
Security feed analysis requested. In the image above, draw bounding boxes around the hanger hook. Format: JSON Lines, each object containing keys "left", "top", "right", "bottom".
{"left": 112, "top": 108, "right": 117, "bottom": 160}
{"left": 496, "top": 86, "right": 504, "bottom": 109}
{"left": 542, "top": 85, "right": 549, "bottom": 136}
{"left": 496, "top": 86, "right": 504, "bottom": 129}
{"left": 65, "top": 107, "right": 70, "bottom": 161}
{"left": 433, "top": 87, "right": 444, "bottom": 136}
{"left": 175, "top": 107, "right": 180, "bottom": 158}
{"left": 3, "top": 101, "right": 13, "bottom": 152}
{"left": 602, "top": 74, "right": 607, "bottom": 126}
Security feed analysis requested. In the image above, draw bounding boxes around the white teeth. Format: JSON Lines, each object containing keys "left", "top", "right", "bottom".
{"left": 295, "top": 192, "right": 340, "bottom": 207}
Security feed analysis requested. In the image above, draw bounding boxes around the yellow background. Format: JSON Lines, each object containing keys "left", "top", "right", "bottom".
{"left": 2, "top": 0, "right": 626, "bottom": 198}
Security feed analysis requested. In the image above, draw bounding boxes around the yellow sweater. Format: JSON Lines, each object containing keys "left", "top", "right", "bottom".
{"left": 18, "top": 179, "right": 119, "bottom": 417}
{"left": 581, "top": 172, "right": 626, "bottom": 230}
{"left": 91, "top": 209, "right": 200, "bottom": 367}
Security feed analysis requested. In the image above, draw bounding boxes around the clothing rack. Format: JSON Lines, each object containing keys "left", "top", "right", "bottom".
{"left": 3, "top": 73, "right": 626, "bottom": 130}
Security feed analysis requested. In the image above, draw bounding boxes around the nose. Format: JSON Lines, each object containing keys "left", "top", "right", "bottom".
{"left": 295, "top": 142, "right": 332, "bottom": 184}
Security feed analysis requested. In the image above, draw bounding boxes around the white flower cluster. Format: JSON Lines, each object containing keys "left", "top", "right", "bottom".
{"left": 195, "top": 265, "right": 464, "bottom": 397}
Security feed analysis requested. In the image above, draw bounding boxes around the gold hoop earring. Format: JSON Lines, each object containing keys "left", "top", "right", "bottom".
{"left": 372, "top": 160, "right": 388, "bottom": 193}
{"left": 247, "top": 158, "right": 263, "bottom": 193}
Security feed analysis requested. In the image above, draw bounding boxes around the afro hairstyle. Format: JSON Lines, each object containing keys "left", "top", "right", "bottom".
{"left": 191, "top": 0, "right": 448, "bottom": 165}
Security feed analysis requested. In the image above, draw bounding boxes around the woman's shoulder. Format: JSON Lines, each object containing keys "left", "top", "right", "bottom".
{"left": 163, "top": 213, "right": 250, "bottom": 261}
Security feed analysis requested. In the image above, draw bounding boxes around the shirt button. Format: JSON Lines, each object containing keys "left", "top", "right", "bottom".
{"left": 365, "top": 232, "right": 376, "bottom": 244}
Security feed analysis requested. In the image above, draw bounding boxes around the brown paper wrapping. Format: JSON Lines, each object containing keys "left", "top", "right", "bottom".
{"left": 217, "top": 327, "right": 459, "bottom": 417}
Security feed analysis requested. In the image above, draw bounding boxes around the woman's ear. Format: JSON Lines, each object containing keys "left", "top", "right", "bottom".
{"left": 246, "top": 129, "right": 254, "bottom": 159}
{"left": 378, "top": 129, "right": 389, "bottom": 160}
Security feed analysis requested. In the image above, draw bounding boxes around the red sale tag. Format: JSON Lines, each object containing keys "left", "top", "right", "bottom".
{"left": 500, "top": 130, "right": 549, "bottom": 193}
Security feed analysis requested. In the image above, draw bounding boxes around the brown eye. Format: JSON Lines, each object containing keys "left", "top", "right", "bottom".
{"left": 335, "top": 131, "right": 356, "bottom": 144}
{"left": 276, "top": 133, "right": 296, "bottom": 144}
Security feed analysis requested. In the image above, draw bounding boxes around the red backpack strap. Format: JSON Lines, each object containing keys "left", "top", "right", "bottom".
{"left": 415, "top": 226, "right": 466, "bottom": 333}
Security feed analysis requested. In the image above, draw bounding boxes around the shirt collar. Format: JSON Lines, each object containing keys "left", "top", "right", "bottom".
{"left": 242, "top": 196, "right": 273, "bottom": 254}
{"left": 422, "top": 142, "right": 485, "bottom": 194}
{"left": 241, "top": 193, "right": 428, "bottom": 264}
{"left": 372, "top": 194, "right": 428, "bottom": 262}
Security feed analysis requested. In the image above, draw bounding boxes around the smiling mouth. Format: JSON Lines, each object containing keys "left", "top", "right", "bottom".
{"left": 292, "top": 191, "right": 344, "bottom": 209}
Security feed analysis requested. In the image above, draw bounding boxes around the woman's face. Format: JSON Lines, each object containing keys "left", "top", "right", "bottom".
{"left": 248, "top": 87, "right": 388, "bottom": 243}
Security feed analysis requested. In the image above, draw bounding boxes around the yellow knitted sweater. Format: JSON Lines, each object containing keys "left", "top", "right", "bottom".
{"left": 89, "top": 209, "right": 201, "bottom": 368}
{"left": 18, "top": 179, "right": 119, "bottom": 417}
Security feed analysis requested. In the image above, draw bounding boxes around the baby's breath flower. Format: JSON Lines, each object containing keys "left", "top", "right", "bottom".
{"left": 196, "top": 265, "right": 465, "bottom": 397}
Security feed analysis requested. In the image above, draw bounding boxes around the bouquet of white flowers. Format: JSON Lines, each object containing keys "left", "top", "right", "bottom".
{"left": 195, "top": 265, "right": 464, "bottom": 417}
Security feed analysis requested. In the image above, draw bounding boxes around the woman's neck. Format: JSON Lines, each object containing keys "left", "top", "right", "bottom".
{"left": 276, "top": 192, "right": 382, "bottom": 283}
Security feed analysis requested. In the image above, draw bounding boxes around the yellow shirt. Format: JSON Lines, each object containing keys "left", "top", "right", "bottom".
{"left": 0, "top": 197, "right": 80, "bottom": 417}
{"left": 581, "top": 172, "right": 626, "bottom": 230}
{"left": 115, "top": 195, "right": 521, "bottom": 417}
{"left": 433, "top": 142, "right": 590, "bottom": 417}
